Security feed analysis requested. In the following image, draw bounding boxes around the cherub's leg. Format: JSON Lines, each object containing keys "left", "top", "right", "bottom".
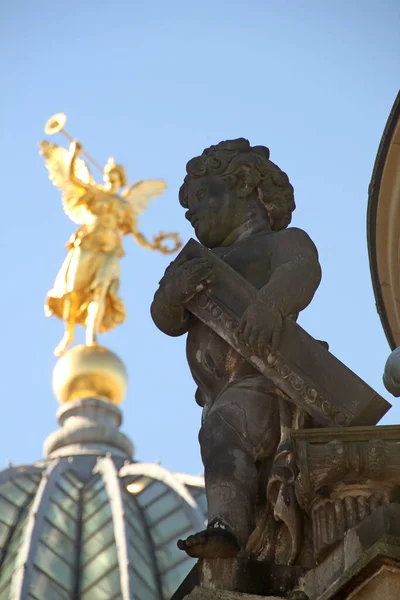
{"left": 54, "top": 297, "right": 76, "bottom": 356}
{"left": 178, "top": 382, "right": 280, "bottom": 558}
{"left": 86, "top": 285, "right": 107, "bottom": 347}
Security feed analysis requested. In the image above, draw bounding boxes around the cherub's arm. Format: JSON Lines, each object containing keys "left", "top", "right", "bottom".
{"left": 258, "top": 227, "right": 321, "bottom": 315}
{"left": 238, "top": 228, "right": 321, "bottom": 353}
{"left": 151, "top": 257, "right": 213, "bottom": 337}
{"left": 151, "top": 264, "right": 190, "bottom": 337}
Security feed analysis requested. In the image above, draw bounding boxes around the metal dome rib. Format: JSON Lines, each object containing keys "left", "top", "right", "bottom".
{"left": 0, "top": 457, "right": 206, "bottom": 599}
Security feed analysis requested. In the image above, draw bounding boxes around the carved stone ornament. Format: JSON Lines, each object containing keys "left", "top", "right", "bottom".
{"left": 293, "top": 426, "right": 400, "bottom": 560}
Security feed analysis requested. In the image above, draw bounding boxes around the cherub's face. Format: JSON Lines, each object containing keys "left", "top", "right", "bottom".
{"left": 184, "top": 175, "right": 244, "bottom": 248}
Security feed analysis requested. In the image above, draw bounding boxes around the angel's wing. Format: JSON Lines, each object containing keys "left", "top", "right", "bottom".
{"left": 40, "top": 140, "right": 95, "bottom": 224}
{"left": 121, "top": 179, "right": 167, "bottom": 215}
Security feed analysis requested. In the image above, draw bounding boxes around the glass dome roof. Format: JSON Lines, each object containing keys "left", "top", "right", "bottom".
{"left": 0, "top": 457, "right": 206, "bottom": 599}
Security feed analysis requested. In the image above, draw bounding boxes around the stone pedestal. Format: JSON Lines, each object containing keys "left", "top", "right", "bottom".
{"left": 186, "top": 589, "right": 283, "bottom": 599}
{"left": 347, "top": 565, "right": 400, "bottom": 599}
{"left": 293, "top": 425, "right": 400, "bottom": 599}
{"left": 301, "top": 503, "right": 400, "bottom": 599}
{"left": 172, "top": 425, "right": 400, "bottom": 600}
{"left": 293, "top": 426, "right": 400, "bottom": 561}
{"left": 171, "top": 559, "right": 306, "bottom": 599}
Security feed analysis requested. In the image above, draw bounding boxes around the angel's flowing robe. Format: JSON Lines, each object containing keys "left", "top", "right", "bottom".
{"left": 45, "top": 219, "right": 126, "bottom": 331}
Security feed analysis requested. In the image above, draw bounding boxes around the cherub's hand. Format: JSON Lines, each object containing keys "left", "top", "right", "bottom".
{"left": 237, "top": 300, "right": 283, "bottom": 357}
{"left": 161, "top": 258, "right": 213, "bottom": 306}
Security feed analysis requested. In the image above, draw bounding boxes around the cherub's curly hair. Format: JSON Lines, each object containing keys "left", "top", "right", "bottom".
{"left": 179, "top": 138, "right": 295, "bottom": 230}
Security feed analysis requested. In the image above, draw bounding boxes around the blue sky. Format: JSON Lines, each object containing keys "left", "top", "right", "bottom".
{"left": 1, "top": 0, "right": 399, "bottom": 475}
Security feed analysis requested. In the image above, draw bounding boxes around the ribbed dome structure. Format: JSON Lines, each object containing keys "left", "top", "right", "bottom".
{"left": 0, "top": 344, "right": 206, "bottom": 600}
{"left": 0, "top": 456, "right": 206, "bottom": 599}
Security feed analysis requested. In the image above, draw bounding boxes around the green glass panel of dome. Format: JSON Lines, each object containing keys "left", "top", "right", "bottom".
{"left": 0, "top": 522, "right": 9, "bottom": 547}
{"left": 0, "top": 583, "right": 10, "bottom": 599}
{"left": 150, "top": 509, "right": 191, "bottom": 544}
{"left": 81, "top": 544, "right": 118, "bottom": 590}
{"left": 82, "top": 486, "right": 109, "bottom": 519}
{"left": 127, "top": 546, "right": 158, "bottom": 593}
{"left": 35, "top": 540, "right": 73, "bottom": 590}
{"left": 57, "top": 476, "right": 80, "bottom": 501}
{"left": 124, "top": 509, "right": 148, "bottom": 547}
{"left": 125, "top": 495, "right": 148, "bottom": 524}
{"left": 130, "top": 565, "right": 160, "bottom": 600}
{"left": 136, "top": 481, "right": 167, "bottom": 507}
{"left": 0, "top": 481, "right": 29, "bottom": 507}
{"left": 156, "top": 536, "right": 187, "bottom": 572}
{"left": 0, "top": 497, "right": 18, "bottom": 526}
{"left": 144, "top": 491, "right": 181, "bottom": 526}
{"left": 40, "top": 520, "right": 75, "bottom": 562}
{"left": 0, "top": 512, "right": 28, "bottom": 579}
{"left": 0, "top": 558, "right": 15, "bottom": 592}
{"left": 83, "top": 476, "right": 104, "bottom": 502}
{"left": 81, "top": 519, "right": 114, "bottom": 565}
{"left": 0, "top": 535, "right": 27, "bottom": 592}
{"left": 81, "top": 566, "right": 121, "bottom": 600}
{"left": 64, "top": 471, "right": 83, "bottom": 489}
{"left": 13, "top": 477, "right": 40, "bottom": 494}
{"left": 125, "top": 494, "right": 144, "bottom": 516}
{"left": 82, "top": 502, "right": 112, "bottom": 538}
{"left": 46, "top": 502, "right": 75, "bottom": 540}
{"left": 51, "top": 485, "right": 79, "bottom": 520}
{"left": 126, "top": 528, "right": 151, "bottom": 566}
{"left": 29, "top": 568, "right": 70, "bottom": 600}
{"left": 162, "top": 558, "right": 192, "bottom": 597}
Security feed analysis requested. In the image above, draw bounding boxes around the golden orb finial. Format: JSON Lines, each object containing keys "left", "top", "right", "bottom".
{"left": 52, "top": 345, "right": 128, "bottom": 405}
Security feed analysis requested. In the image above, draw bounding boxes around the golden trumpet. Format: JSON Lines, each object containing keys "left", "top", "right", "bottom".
{"left": 44, "top": 113, "right": 103, "bottom": 172}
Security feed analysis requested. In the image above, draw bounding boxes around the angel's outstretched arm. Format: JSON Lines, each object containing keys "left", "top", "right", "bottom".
{"left": 132, "top": 227, "right": 181, "bottom": 254}
{"left": 133, "top": 232, "right": 156, "bottom": 250}
{"left": 68, "top": 141, "right": 90, "bottom": 190}
{"left": 128, "top": 213, "right": 156, "bottom": 250}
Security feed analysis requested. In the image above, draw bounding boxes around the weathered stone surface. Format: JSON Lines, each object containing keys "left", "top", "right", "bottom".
{"left": 300, "top": 503, "right": 400, "bottom": 599}
{"left": 348, "top": 565, "right": 400, "bottom": 599}
{"left": 293, "top": 426, "right": 400, "bottom": 560}
{"left": 179, "top": 238, "right": 390, "bottom": 429}
{"left": 171, "top": 559, "right": 306, "bottom": 599}
{"left": 383, "top": 347, "right": 400, "bottom": 396}
{"left": 186, "top": 587, "right": 281, "bottom": 599}
{"left": 199, "top": 558, "right": 305, "bottom": 596}
{"left": 152, "top": 139, "right": 395, "bottom": 598}
{"left": 151, "top": 139, "right": 325, "bottom": 563}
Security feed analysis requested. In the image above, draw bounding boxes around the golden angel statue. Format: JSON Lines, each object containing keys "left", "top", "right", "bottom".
{"left": 40, "top": 114, "right": 181, "bottom": 356}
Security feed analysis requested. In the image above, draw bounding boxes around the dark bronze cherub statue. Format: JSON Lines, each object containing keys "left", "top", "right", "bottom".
{"left": 151, "top": 139, "right": 321, "bottom": 562}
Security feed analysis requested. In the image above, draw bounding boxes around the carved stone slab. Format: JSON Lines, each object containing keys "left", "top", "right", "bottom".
{"left": 178, "top": 239, "right": 391, "bottom": 428}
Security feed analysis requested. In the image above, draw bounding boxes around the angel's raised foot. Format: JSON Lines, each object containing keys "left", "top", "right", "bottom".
{"left": 177, "top": 527, "right": 240, "bottom": 558}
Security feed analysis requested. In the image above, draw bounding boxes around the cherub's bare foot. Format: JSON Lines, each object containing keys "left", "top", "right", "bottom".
{"left": 177, "top": 527, "right": 240, "bottom": 558}
{"left": 54, "top": 332, "right": 73, "bottom": 356}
